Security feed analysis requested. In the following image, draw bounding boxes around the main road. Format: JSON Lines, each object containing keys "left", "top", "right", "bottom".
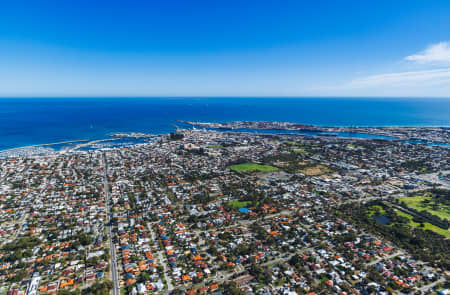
{"left": 102, "top": 152, "right": 120, "bottom": 295}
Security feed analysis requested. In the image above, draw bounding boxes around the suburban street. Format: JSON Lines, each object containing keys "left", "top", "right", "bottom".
{"left": 416, "top": 277, "right": 447, "bottom": 293}
{"left": 366, "top": 251, "right": 402, "bottom": 266}
{"left": 147, "top": 221, "right": 174, "bottom": 291}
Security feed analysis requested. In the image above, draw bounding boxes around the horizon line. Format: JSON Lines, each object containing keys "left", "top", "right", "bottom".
{"left": 1, "top": 95, "right": 450, "bottom": 99}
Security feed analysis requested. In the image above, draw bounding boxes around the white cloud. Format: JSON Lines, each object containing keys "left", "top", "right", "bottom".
{"left": 347, "top": 68, "right": 450, "bottom": 88}
{"left": 330, "top": 42, "right": 450, "bottom": 96}
{"left": 405, "top": 42, "right": 450, "bottom": 65}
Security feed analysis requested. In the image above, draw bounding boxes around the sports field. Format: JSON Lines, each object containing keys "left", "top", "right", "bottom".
{"left": 394, "top": 209, "right": 450, "bottom": 238}
{"left": 398, "top": 196, "right": 450, "bottom": 220}
{"left": 292, "top": 148, "right": 308, "bottom": 154}
{"left": 228, "top": 201, "right": 252, "bottom": 208}
{"left": 228, "top": 163, "right": 279, "bottom": 173}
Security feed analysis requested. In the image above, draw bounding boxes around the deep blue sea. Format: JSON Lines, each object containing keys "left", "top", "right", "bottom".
{"left": 0, "top": 97, "right": 449, "bottom": 150}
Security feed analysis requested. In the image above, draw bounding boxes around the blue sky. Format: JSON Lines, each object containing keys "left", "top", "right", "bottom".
{"left": 1, "top": 0, "right": 450, "bottom": 97}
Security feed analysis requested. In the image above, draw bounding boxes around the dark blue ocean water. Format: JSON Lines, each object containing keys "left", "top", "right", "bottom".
{"left": 0, "top": 97, "right": 449, "bottom": 150}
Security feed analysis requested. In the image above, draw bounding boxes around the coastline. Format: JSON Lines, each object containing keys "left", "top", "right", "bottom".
{"left": 0, "top": 138, "right": 127, "bottom": 153}
{"left": 0, "top": 136, "right": 154, "bottom": 159}
{"left": 0, "top": 139, "right": 90, "bottom": 153}
{"left": 1, "top": 122, "right": 449, "bottom": 158}
{"left": 0, "top": 97, "right": 449, "bottom": 151}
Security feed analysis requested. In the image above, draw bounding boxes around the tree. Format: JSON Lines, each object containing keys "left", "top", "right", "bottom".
{"left": 138, "top": 271, "right": 150, "bottom": 282}
{"left": 289, "top": 254, "right": 302, "bottom": 266}
{"left": 223, "top": 282, "right": 245, "bottom": 295}
{"left": 209, "top": 245, "right": 218, "bottom": 256}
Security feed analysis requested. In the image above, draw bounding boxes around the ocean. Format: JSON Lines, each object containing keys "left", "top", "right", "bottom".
{"left": 0, "top": 97, "right": 449, "bottom": 150}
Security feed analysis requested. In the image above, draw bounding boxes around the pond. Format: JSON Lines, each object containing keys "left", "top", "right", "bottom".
{"left": 374, "top": 215, "right": 390, "bottom": 225}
